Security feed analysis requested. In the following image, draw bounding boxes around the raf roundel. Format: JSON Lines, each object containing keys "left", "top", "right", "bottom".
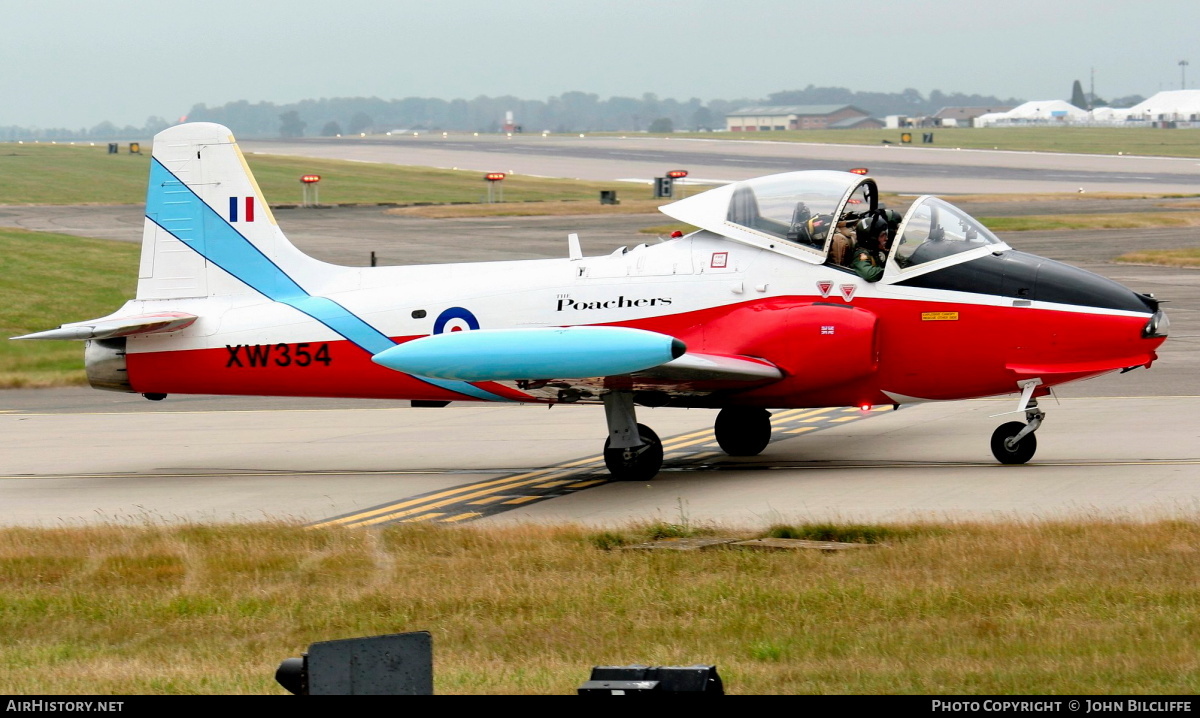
{"left": 433, "top": 306, "right": 480, "bottom": 334}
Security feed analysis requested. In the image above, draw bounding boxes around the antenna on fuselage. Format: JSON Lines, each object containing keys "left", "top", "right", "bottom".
{"left": 568, "top": 233, "right": 583, "bottom": 260}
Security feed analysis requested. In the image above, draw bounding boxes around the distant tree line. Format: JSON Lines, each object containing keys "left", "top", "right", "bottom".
{"left": 0, "top": 116, "right": 173, "bottom": 142}
{"left": 183, "top": 86, "right": 1032, "bottom": 138}
{"left": 184, "top": 93, "right": 740, "bottom": 138}
{"left": 3, "top": 84, "right": 1148, "bottom": 141}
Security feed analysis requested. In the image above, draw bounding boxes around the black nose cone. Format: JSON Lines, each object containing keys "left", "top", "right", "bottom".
{"left": 897, "top": 250, "right": 1160, "bottom": 314}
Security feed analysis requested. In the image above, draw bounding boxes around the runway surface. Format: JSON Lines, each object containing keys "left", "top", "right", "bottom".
{"left": 3, "top": 139, "right": 1199, "bottom": 529}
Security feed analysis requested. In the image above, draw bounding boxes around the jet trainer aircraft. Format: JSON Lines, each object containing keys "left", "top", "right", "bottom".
{"left": 15, "top": 123, "right": 1169, "bottom": 480}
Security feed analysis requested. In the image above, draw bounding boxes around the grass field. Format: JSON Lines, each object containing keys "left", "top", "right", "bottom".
{"left": 0, "top": 144, "right": 151, "bottom": 204}
{"left": 0, "top": 228, "right": 138, "bottom": 387}
{"left": 5, "top": 127, "right": 1200, "bottom": 209}
{"left": 981, "top": 212, "right": 1200, "bottom": 232}
{"left": 644, "top": 126, "right": 1200, "bottom": 158}
{"left": 1116, "top": 248, "right": 1200, "bottom": 268}
{"left": 1, "top": 519, "right": 1197, "bottom": 695}
{"left": 0, "top": 143, "right": 632, "bottom": 206}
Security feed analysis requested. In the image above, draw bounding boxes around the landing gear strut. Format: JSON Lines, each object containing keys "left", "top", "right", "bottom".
{"left": 714, "top": 407, "right": 772, "bottom": 456}
{"left": 602, "top": 391, "right": 663, "bottom": 481}
{"left": 990, "top": 380, "right": 1046, "bottom": 465}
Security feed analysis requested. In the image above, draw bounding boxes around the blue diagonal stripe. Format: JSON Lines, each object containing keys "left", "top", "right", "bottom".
{"left": 145, "top": 158, "right": 509, "bottom": 402}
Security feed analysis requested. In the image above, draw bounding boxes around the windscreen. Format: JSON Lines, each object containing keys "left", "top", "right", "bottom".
{"left": 892, "top": 197, "right": 1003, "bottom": 269}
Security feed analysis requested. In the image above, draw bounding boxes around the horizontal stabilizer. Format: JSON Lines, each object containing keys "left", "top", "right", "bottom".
{"left": 11, "top": 312, "right": 197, "bottom": 341}
{"left": 372, "top": 326, "right": 686, "bottom": 381}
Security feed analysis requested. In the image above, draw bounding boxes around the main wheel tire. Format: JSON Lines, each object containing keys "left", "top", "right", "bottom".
{"left": 603, "top": 423, "right": 663, "bottom": 481}
{"left": 990, "top": 421, "right": 1037, "bottom": 465}
{"left": 714, "top": 407, "right": 772, "bottom": 456}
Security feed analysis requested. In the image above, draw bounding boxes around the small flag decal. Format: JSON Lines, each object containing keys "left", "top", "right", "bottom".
{"left": 229, "top": 196, "right": 255, "bottom": 222}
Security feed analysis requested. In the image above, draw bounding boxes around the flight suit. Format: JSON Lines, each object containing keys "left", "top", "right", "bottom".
{"left": 852, "top": 247, "right": 886, "bottom": 282}
{"left": 827, "top": 227, "right": 856, "bottom": 266}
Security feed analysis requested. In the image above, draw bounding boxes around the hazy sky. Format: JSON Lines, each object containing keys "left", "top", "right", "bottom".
{"left": 4, "top": 0, "right": 1197, "bottom": 128}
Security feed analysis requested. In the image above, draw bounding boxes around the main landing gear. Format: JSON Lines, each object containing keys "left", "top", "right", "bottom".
{"left": 600, "top": 396, "right": 775, "bottom": 481}
{"left": 602, "top": 392, "right": 664, "bottom": 481}
{"left": 990, "top": 380, "right": 1046, "bottom": 465}
{"left": 713, "top": 407, "right": 772, "bottom": 456}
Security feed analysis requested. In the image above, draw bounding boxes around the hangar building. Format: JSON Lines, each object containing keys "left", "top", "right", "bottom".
{"left": 725, "top": 105, "right": 881, "bottom": 131}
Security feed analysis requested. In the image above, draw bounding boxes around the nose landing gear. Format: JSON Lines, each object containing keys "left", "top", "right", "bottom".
{"left": 990, "top": 404, "right": 1044, "bottom": 464}
{"left": 990, "top": 379, "right": 1046, "bottom": 465}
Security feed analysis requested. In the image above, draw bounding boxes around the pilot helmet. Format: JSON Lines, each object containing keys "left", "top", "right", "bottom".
{"left": 881, "top": 208, "right": 902, "bottom": 232}
{"left": 855, "top": 213, "right": 888, "bottom": 247}
{"left": 791, "top": 201, "right": 812, "bottom": 226}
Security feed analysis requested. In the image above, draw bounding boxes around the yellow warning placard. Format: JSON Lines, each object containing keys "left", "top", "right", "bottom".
{"left": 921, "top": 311, "right": 959, "bottom": 321}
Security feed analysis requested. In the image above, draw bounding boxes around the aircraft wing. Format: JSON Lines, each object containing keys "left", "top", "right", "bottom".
{"left": 11, "top": 312, "right": 198, "bottom": 341}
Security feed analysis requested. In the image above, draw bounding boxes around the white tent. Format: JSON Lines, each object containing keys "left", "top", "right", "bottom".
{"left": 1088, "top": 106, "right": 1128, "bottom": 122}
{"left": 1124, "top": 90, "right": 1200, "bottom": 120}
{"left": 973, "top": 100, "right": 1089, "bottom": 126}
{"left": 1003, "top": 100, "right": 1090, "bottom": 120}
{"left": 973, "top": 111, "right": 1008, "bottom": 127}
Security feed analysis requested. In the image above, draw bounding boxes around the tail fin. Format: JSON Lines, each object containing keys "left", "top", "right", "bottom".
{"left": 137, "top": 122, "right": 327, "bottom": 300}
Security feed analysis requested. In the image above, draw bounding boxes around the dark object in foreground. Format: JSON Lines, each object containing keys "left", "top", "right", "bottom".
{"left": 578, "top": 665, "right": 724, "bottom": 694}
{"left": 276, "top": 631, "right": 433, "bottom": 695}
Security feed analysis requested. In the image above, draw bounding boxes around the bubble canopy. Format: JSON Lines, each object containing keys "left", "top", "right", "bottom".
{"left": 659, "top": 171, "right": 1009, "bottom": 275}
{"left": 659, "top": 170, "right": 878, "bottom": 263}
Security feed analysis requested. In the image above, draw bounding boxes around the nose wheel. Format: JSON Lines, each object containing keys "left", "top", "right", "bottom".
{"left": 990, "top": 421, "right": 1038, "bottom": 464}
{"left": 990, "top": 397, "right": 1045, "bottom": 465}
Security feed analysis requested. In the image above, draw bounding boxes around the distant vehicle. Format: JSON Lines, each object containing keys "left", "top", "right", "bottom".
{"left": 15, "top": 123, "right": 1169, "bottom": 480}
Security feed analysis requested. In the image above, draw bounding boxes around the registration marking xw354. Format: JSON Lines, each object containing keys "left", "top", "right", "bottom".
{"left": 225, "top": 343, "right": 333, "bottom": 368}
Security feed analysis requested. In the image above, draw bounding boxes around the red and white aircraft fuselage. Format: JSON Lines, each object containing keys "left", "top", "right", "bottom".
{"left": 16, "top": 123, "right": 1168, "bottom": 479}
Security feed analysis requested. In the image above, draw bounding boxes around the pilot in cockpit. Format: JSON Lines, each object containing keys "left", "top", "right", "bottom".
{"left": 852, "top": 209, "right": 901, "bottom": 282}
